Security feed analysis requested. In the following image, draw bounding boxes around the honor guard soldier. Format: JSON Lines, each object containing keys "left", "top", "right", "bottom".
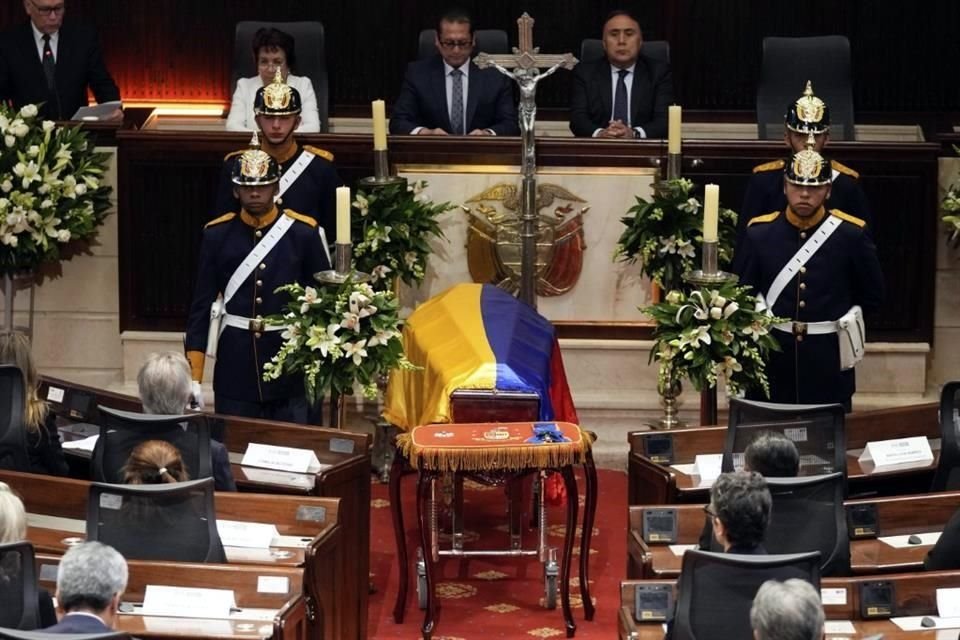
{"left": 738, "top": 140, "right": 884, "bottom": 411}
{"left": 186, "top": 148, "right": 329, "bottom": 422}
{"left": 734, "top": 81, "right": 873, "bottom": 273}
{"left": 215, "top": 68, "right": 340, "bottom": 257}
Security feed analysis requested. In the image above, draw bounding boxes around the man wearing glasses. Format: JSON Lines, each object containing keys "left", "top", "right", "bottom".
{"left": 389, "top": 8, "right": 518, "bottom": 136}
{"left": 0, "top": 0, "right": 121, "bottom": 121}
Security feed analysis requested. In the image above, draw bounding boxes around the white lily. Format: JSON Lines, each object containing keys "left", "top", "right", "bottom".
{"left": 343, "top": 339, "right": 368, "bottom": 365}
{"left": 658, "top": 235, "right": 677, "bottom": 255}
{"left": 676, "top": 238, "right": 695, "bottom": 258}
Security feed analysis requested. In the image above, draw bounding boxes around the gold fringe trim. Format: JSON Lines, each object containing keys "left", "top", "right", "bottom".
{"left": 398, "top": 431, "right": 594, "bottom": 472}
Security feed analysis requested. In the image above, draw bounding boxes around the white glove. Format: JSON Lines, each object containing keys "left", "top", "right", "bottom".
{"left": 189, "top": 380, "right": 205, "bottom": 410}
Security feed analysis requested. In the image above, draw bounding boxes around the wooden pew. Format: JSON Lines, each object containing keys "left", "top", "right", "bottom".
{"left": 627, "top": 489, "right": 960, "bottom": 579}
{"left": 618, "top": 570, "right": 960, "bottom": 639}
{"left": 39, "top": 375, "right": 372, "bottom": 640}
{"left": 626, "top": 403, "right": 941, "bottom": 505}
{"left": 1, "top": 469, "right": 340, "bottom": 640}
{"left": 36, "top": 553, "right": 308, "bottom": 640}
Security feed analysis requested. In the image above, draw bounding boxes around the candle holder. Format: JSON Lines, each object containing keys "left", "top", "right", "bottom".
{"left": 683, "top": 241, "right": 738, "bottom": 288}
{"left": 358, "top": 149, "right": 406, "bottom": 188}
{"left": 666, "top": 151, "right": 682, "bottom": 180}
{"left": 315, "top": 242, "right": 371, "bottom": 285}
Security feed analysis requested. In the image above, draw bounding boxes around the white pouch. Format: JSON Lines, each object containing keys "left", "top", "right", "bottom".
{"left": 837, "top": 305, "right": 865, "bottom": 370}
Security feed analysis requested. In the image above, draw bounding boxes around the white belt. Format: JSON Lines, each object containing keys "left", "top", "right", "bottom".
{"left": 222, "top": 313, "right": 287, "bottom": 333}
{"left": 772, "top": 320, "right": 839, "bottom": 337}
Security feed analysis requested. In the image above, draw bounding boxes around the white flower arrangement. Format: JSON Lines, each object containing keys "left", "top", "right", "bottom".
{"left": 0, "top": 103, "right": 111, "bottom": 274}
{"left": 943, "top": 146, "right": 960, "bottom": 249}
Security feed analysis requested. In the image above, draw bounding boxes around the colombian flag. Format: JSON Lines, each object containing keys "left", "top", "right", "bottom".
{"left": 383, "top": 283, "right": 578, "bottom": 430}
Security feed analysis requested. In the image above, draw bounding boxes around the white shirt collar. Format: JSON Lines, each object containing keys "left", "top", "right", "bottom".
{"left": 610, "top": 63, "right": 636, "bottom": 77}
{"left": 443, "top": 60, "right": 470, "bottom": 79}
{"left": 30, "top": 21, "right": 58, "bottom": 59}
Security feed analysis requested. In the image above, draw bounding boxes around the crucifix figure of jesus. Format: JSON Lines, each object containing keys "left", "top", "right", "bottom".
{"left": 474, "top": 13, "right": 578, "bottom": 307}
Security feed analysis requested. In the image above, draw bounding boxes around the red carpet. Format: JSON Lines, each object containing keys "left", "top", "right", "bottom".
{"left": 367, "top": 469, "right": 626, "bottom": 639}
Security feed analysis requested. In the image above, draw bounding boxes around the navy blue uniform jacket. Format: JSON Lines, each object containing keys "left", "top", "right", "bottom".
{"left": 739, "top": 208, "right": 884, "bottom": 406}
{"left": 389, "top": 55, "right": 518, "bottom": 136}
{"left": 185, "top": 208, "right": 329, "bottom": 404}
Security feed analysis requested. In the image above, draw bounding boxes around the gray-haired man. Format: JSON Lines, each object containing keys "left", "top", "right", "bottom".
{"left": 46, "top": 542, "right": 128, "bottom": 633}
{"left": 751, "top": 578, "right": 825, "bottom": 640}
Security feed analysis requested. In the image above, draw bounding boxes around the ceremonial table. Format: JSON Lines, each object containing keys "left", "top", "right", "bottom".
{"left": 393, "top": 421, "right": 596, "bottom": 639}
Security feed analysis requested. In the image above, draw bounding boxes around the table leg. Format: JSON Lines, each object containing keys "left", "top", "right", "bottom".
{"left": 418, "top": 471, "right": 437, "bottom": 639}
{"left": 560, "top": 465, "right": 578, "bottom": 637}
{"left": 391, "top": 450, "right": 407, "bottom": 624}
{"left": 579, "top": 451, "right": 598, "bottom": 621}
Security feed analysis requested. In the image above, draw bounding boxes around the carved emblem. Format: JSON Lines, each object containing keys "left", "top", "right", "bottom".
{"left": 463, "top": 182, "right": 589, "bottom": 296}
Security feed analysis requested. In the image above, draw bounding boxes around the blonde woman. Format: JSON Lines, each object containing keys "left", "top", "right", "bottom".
{"left": 0, "top": 482, "right": 56, "bottom": 626}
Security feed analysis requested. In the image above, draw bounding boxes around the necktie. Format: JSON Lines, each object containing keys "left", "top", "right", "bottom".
{"left": 449, "top": 68, "right": 464, "bottom": 135}
{"left": 613, "top": 68, "right": 629, "bottom": 125}
{"left": 42, "top": 34, "right": 56, "bottom": 91}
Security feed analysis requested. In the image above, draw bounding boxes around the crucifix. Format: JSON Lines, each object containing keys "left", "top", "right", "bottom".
{"left": 474, "top": 13, "right": 578, "bottom": 308}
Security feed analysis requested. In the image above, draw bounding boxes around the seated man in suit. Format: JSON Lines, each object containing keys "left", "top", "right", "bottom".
{"left": 750, "top": 579, "right": 825, "bottom": 640}
{"left": 704, "top": 471, "right": 772, "bottom": 554}
{"left": 137, "top": 351, "right": 237, "bottom": 491}
{"left": 0, "top": 0, "right": 121, "bottom": 121}
{"left": 45, "top": 541, "right": 128, "bottom": 633}
{"left": 569, "top": 9, "right": 673, "bottom": 139}
{"left": 389, "top": 8, "right": 518, "bottom": 136}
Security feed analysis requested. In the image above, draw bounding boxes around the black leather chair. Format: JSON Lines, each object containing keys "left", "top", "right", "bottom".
{"left": 232, "top": 21, "right": 329, "bottom": 133}
{"left": 86, "top": 478, "right": 225, "bottom": 563}
{"left": 90, "top": 406, "right": 211, "bottom": 484}
{"left": 931, "top": 381, "right": 960, "bottom": 491}
{"left": 579, "top": 38, "right": 670, "bottom": 65}
{"left": 756, "top": 35, "right": 855, "bottom": 141}
{"left": 0, "top": 542, "right": 39, "bottom": 630}
{"left": 0, "top": 366, "right": 28, "bottom": 473}
{"left": 672, "top": 550, "right": 821, "bottom": 640}
{"left": 417, "top": 29, "right": 509, "bottom": 60}
{"left": 766, "top": 473, "right": 849, "bottom": 576}
{"left": 723, "top": 398, "right": 847, "bottom": 481}
{"left": 0, "top": 629, "right": 127, "bottom": 639}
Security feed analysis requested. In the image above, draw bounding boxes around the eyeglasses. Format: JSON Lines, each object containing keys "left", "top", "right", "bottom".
{"left": 28, "top": 0, "right": 65, "bottom": 16}
{"left": 439, "top": 39, "right": 473, "bottom": 50}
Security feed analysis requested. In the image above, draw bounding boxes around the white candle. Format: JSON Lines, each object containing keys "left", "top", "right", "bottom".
{"left": 372, "top": 99, "right": 387, "bottom": 151}
{"left": 668, "top": 105, "right": 682, "bottom": 154}
{"left": 703, "top": 184, "right": 719, "bottom": 243}
{"left": 336, "top": 186, "right": 351, "bottom": 244}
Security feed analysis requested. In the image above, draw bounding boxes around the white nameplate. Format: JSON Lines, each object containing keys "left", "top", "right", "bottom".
{"left": 241, "top": 443, "right": 322, "bottom": 474}
{"left": 669, "top": 544, "right": 698, "bottom": 557}
{"left": 858, "top": 436, "right": 934, "bottom": 468}
{"left": 142, "top": 585, "right": 236, "bottom": 619}
{"left": 821, "top": 588, "right": 848, "bottom": 606}
{"left": 939, "top": 587, "right": 960, "bottom": 618}
{"left": 823, "top": 620, "right": 856, "bottom": 634}
{"left": 216, "top": 519, "right": 279, "bottom": 549}
{"left": 46, "top": 386, "right": 65, "bottom": 403}
{"left": 61, "top": 434, "right": 99, "bottom": 452}
{"left": 257, "top": 576, "right": 290, "bottom": 594}
{"left": 693, "top": 454, "right": 723, "bottom": 483}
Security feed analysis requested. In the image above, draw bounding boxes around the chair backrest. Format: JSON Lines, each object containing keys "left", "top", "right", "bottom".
{"left": 86, "top": 478, "right": 225, "bottom": 563}
{"left": 417, "top": 29, "right": 509, "bottom": 60}
{"left": 931, "top": 381, "right": 960, "bottom": 491}
{"left": 0, "top": 630, "right": 127, "bottom": 640}
{"left": 0, "top": 366, "right": 28, "bottom": 473}
{"left": 756, "top": 35, "right": 855, "bottom": 141}
{"left": 579, "top": 39, "right": 670, "bottom": 65}
{"left": 232, "top": 21, "right": 329, "bottom": 133}
{"left": 91, "top": 406, "right": 211, "bottom": 484}
{"left": 673, "top": 549, "right": 821, "bottom": 640}
{"left": 765, "top": 473, "right": 849, "bottom": 576}
{"left": 723, "top": 398, "right": 847, "bottom": 481}
{"left": 0, "top": 542, "right": 38, "bottom": 630}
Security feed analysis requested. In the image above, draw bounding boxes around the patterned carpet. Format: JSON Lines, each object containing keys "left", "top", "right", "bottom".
{"left": 367, "top": 468, "right": 627, "bottom": 639}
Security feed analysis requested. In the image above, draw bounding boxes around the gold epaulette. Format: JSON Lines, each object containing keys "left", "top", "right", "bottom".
{"left": 304, "top": 145, "right": 334, "bottom": 162}
{"left": 204, "top": 212, "right": 236, "bottom": 228}
{"left": 223, "top": 149, "right": 244, "bottom": 162}
{"left": 285, "top": 209, "right": 317, "bottom": 227}
{"left": 831, "top": 209, "right": 866, "bottom": 228}
{"left": 753, "top": 159, "right": 785, "bottom": 173}
{"left": 830, "top": 159, "right": 860, "bottom": 179}
{"left": 747, "top": 211, "right": 781, "bottom": 227}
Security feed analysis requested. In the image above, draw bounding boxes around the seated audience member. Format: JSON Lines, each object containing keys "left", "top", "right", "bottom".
{"left": 123, "top": 439, "right": 189, "bottom": 484}
{"left": 0, "top": 482, "right": 56, "bottom": 627}
{"left": 226, "top": 27, "right": 321, "bottom": 133}
{"left": 0, "top": 331, "right": 69, "bottom": 476}
{"left": 45, "top": 541, "right": 128, "bottom": 633}
{"left": 750, "top": 578, "right": 825, "bottom": 640}
{"left": 704, "top": 471, "right": 772, "bottom": 554}
{"left": 137, "top": 352, "right": 236, "bottom": 491}
{"left": 924, "top": 505, "right": 960, "bottom": 570}
{"left": 569, "top": 9, "right": 674, "bottom": 139}
{"left": 389, "top": 8, "right": 518, "bottom": 136}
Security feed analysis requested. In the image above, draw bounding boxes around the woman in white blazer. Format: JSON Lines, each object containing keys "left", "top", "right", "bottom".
{"left": 226, "top": 27, "right": 321, "bottom": 133}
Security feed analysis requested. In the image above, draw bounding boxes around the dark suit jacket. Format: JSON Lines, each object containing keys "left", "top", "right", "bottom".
{"left": 0, "top": 21, "right": 120, "bottom": 121}
{"left": 45, "top": 611, "right": 114, "bottom": 633}
{"left": 389, "top": 55, "right": 518, "bottom": 136}
{"left": 569, "top": 55, "right": 673, "bottom": 138}
{"left": 925, "top": 506, "right": 960, "bottom": 570}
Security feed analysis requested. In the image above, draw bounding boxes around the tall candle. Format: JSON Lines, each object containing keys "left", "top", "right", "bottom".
{"left": 336, "top": 186, "right": 351, "bottom": 244}
{"left": 703, "top": 184, "right": 719, "bottom": 243}
{"left": 668, "top": 105, "right": 682, "bottom": 154}
{"left": 372, "top": 99, "right": 387, "bottom": 151}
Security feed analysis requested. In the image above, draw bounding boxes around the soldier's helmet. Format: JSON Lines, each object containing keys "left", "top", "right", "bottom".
{"left": 785, "top": 134, "right": 832, "bottom": 186}
{"left": 253, "top": 67, "right": 303, "bottom": 116}
{"left": 231, "top": 147, "right": 280, "bottom": 186}
{"left": 785, "top": 80, "right": 830, "bottom": 135}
